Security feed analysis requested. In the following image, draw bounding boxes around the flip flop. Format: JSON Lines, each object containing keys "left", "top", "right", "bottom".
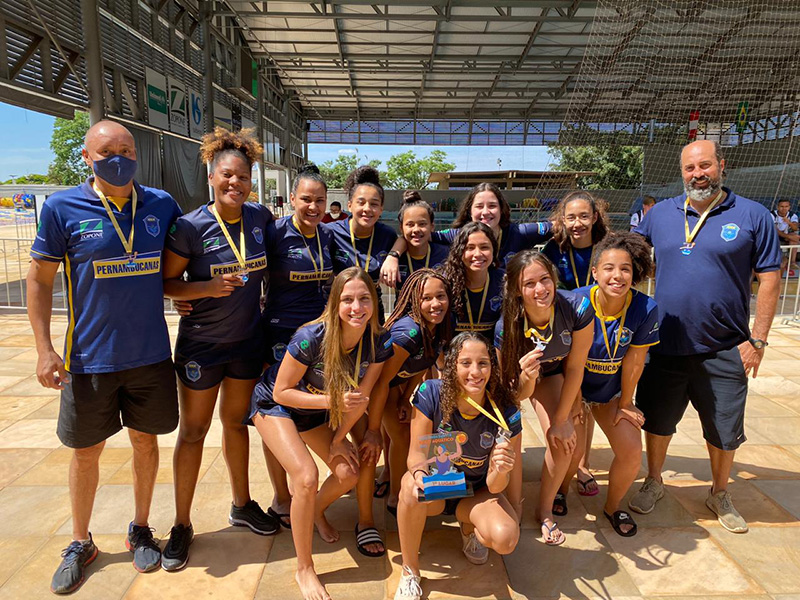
{"left": 373, "top": 479, "right": 390, "bottom": 499}
{"left": 541, "top": 519, "right": 565, "bottom": 546}
{"left": 604, "top": 510, "right": 638, "bottom": 537}
{"left": 577, "top": 475, "right": 600, "bottom": 497}
{"left": 267, "top": 507, "right": 291, "bottom": 530}
{"left": 355, "top": 525, "right": 386, "bottom": 558}
{"left": 386, "top": 503, "right": 397, "bottom": 518}
{"left": 553, "top": 492, "right": 568, "bottom": 517}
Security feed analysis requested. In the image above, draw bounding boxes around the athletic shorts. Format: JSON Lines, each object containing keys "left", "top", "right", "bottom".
{"left": 262, "top": 325, "right": 296, "bottom": 365}
{"left": 57, "top": 359, "right": 178, "bottom": 448}
{"left": 635, "top": 346, "right": 748, "bottom": 450}
{"left": 174, "top": 335, "right": 263, "bottom": 390}
{"left": 249, "top": 399, "right": 329, "bottom": 433}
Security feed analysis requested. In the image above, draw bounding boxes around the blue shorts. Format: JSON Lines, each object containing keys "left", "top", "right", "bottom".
{"left": 175, "top": 336, "right": 263, "bottom": 390}
{"left": 248, "top": 377, "right": 329, "bottom": 432}
{"left": 636, "top": 346, "right": 748, "bottom": 451}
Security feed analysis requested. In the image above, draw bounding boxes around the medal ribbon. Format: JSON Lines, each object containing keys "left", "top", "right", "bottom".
{"left": 346, "top": 338, "right": 364, "bottom": 387}
{"left": 96, "top": 186, "right": 137, "bottom": 258}
{"left": 464, "top": 272, "right": 490, "bottom": 331}
{"left": 406, "top": 246, "right": 431, "bottom": 274}
{"left": 592, "top": 286, "right": 632, "bottom": 360}
{"left": 523, "top": 306, "right": 555, "bottom": 343}
{"left": 463, "top": 393, "right": 509, "bottom": 431}
{"left": 211, "top": 205, "right": 247, "bottom": 272}
{"left": 349, "top": 219, "right": 374, "bottom": 273}
{"left": 684, "top": 190, "right": 724, "bottom": 245}
{"left": 568, "top": 245, "right": 595, "bottom": 287}
{"left": 293, "top": 216, "right": 324, "bottom": 279}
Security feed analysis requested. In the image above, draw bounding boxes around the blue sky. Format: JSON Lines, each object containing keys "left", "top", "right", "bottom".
{"left": 0, "top": 102, "right": 553, "bottom": 180}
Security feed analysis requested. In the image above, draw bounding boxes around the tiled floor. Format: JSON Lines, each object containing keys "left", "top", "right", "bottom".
{"left": 0, "top": 312, "right": 798, "bottom": 600}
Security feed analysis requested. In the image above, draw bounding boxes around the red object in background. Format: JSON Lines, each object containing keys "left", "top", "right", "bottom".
{"left": 688, "top": 110, "right": 700, "bottom": 140}
{"left": 322, "top": 211, "right": 348, "bottom": 223}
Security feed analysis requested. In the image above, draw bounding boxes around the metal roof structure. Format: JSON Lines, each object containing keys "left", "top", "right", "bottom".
{"left": 428, "top": 169, "right": 595, "bottom": 189}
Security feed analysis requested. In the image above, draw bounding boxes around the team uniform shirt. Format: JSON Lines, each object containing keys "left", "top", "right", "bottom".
{"left": 253, "top": 321, "right": 393, "bottom": 417}
{"left": 263, "top": 216, "right": 333, "bottom": 330}
{"left": 635, "top": 187, "right": 781, "bottom": 355}
{"left": 397, "top": 243, "right": 449, "bottom": 289}
{"left": 387, "top": 315, "right": 447, "bottom": 387}
{"left": 433, "top": 221, "right": 553, "bottom": 267}
{"left": 574, "top": 285, "right": 660, "bottom": 403}
{"left": 455, "top": 267, "right": 505, "bottom": 336}
{"left": 494, "top": 289, "right": 594, "bottom": 376}
{"left": 412, "top": 379, "right": 522, "bottom": 486}
{"left": 31, "top": 179, "right": 182, "bottom": 374}
{"left": 166, "top": 201, "right": 272, "bottom": 343}
{"left": 542, "top": 240, "right": 594, "bottom": 290}
{"left": 630, "top": 210, "right": 644, "bottom": 230}
{"left": 772, "top": 210, "right": 799, "bottom": 235}
{"left": 326, "top": 218, "right": 397, "bottom": 284}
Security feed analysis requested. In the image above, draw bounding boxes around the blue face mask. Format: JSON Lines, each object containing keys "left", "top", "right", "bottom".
{"left": 92, "top": 155, "right": 137, "bottom": 187}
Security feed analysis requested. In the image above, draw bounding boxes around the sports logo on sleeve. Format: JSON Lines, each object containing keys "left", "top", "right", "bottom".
{"left": 78, "top": 219, "right": 103, "bottom": 240}
{"left": 252, "top": 227, "right": 263, "bottom": 244}
{"left": 720, "top": 223, "right": 740, "bottom": 242}
{"left": 144, "top": 215, "right": 160, "bottom": 237}
{"left": 203, "top": 236, "right": 221, "bottom": 253}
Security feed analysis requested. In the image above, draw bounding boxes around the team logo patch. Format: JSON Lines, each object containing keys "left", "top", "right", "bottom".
{"left": 618, "top": 327, "right": 633, "bottom": 346}
{"left": 272, "top": 343, "right": 287, "bottom": 362}
{"left": 383, "top": 337, "right": 393, "bottom": 349}
{"left": 419, "top": 382, "right": 427, "bottom": 392}
{"left": 185, "top": 361, "right": 202, "bottom": 382}
{"left": 287, "top": 248, "right": 303, "bottom": 260}
{"left": 560, "top": 330, "right": 572, "bottom": 346}
{"left": 649, "top": 320, "right": 660, "bottom": 335}
{"left": 252, "top": 227, "right": 263, "bottom": 244}
{"left": 538, "top": 222, "right": 548, "bottom": 235}
{"left": 480, "top": 432, "right": 495, "bottom": 449}
{"left": 489, "top": 295, "right": 503, "bottom": 312}
{"left": 144, "top": 215, "right": 160, "bottom": 237}
{"left": 300, "top": 339, "right": 310, "bottom": 350}
{"left": 409, "top": 328, "right": 418, "bottom": 338}
{"left": 78, "top": 219, "right": 103, "bottom": 240}
{"left": 169, "top": 223, "right": 177, "bottom": 235}
{"left": 335, "top": 249, "right": 350, "bottom": 262}
{"left": 359, "top": 361, "right": 370, "bottom": 378}
{"left": 509, "top": 409, "right": 522, "bottom": 425}
{"left": 577, "top": 296, "right": 591, "bottom": 316}
{"left": 720, "top": 223, "right": 740, "bottom": 242}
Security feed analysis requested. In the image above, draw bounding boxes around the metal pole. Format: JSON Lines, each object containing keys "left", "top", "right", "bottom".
{"left": 201, "top": 0, "right": 215, "bottom": 133}
{"left": 80, "top": 0, "right": 105, "bottom": 124}
{"left": 255, "top": 72, "right": 266, "bottom": 205}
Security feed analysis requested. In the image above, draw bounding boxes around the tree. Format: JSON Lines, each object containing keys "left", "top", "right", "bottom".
{"left": 319, "top": 154, "right": 382, "bottom": 189}
{"left": 383, "top": 150, "right": 455, "bottom": 190}
{"left": 2, "top": 174, "right": 48, "bottom": 184}
{"left": 48, "top": 111, "right": 91, "bottom": 186}
{"left": 548, "top": 144, "right": 643, "bottom": 190}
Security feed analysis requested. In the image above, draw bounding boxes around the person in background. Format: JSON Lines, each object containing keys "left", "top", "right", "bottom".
{"left": 630, "top": 196, "right": 656, "bottom": 231}
{"left": 322, "top": 200, "right": 348, "bottom": 223}
{"left": 772, "top": 198, "right": 799, "bottom": 274}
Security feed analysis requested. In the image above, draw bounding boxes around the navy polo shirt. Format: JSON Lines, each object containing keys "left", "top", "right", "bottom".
{"left": 541, "top": 240, "right": 595, "bottom": 290}
{"left": 387, "top": 315, "right": 447, "bottom": 387}
{"left": 31, "top": 179, "right": 182, "bottom": 373}
{"left": 397, "top": 243, "right": 449, "bottom": 290}
{"left": 455, "top": 267, "right": 505, "bottom": 336}
{"left": 634, "top": 187, "right": 780, "bottom": 355}
{"left": 166, "top": 201, "right": 272, "bottom": 343}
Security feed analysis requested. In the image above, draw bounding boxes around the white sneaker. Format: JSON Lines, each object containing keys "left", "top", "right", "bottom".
{"left": 461, "top": 530, "right": 489, "bottom": 565}
{"left": 394, "top": 566, "right": 422, "bottom": 600}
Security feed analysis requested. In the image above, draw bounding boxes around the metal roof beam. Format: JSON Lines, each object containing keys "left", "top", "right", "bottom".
{"left": 225, "top": 0, "right": 590, "bottom": 7}
{"left": 216, "top": 10, "right": 594, "bottom": 22}
{"left": 261, "top": 52, "right": 583, "bottom": 61}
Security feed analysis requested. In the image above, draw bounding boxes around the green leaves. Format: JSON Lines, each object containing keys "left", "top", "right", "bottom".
{"left": 48, "top": 111, "right": 91, "bottom": 186}
{"left": 318, "top": 149, "right": 454, "bottom": 190}
{"left": 547, "top": 144, "right": 643, "bottom": 190}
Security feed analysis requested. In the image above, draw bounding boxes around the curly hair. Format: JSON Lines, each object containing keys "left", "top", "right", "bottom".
{"left": 199, "top": 127, "right": 261, "bottom": 169}
{"left": 292, "top": 163, "right": 327, "bottom": 194}
{"left": 499, "top": 250, "right": 559, "bottom": 392}
{"left": 452, "top": 182, "right": 511, "bottom": 230}
{"left": 344, "top": 165, "right": 384, "bottom": 205}
{"left": 440, "top": 222, "right": 498, "bottom": 319}
{"left": 385, "top": 268, "right": 454, "bottom": 363}
{"left": 591, "top": 231, "right": 654, "bottom": 286}
{"left": 550, "top": 190, "right": 609, "bottom": 252}
{"left": 439, "top": 332, "right": 516, "bottom": 425}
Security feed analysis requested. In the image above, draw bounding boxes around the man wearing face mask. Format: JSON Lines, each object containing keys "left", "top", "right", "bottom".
{"left": 27, "top": 120, "right": 182, "bottom": 593}
{"left": 321, "top": 200, "right": 348, "bottom": 223}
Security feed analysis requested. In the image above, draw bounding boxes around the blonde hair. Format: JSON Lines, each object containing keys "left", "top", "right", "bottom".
{"left": 312, "top": 267, "right": 382, "bottom": 429}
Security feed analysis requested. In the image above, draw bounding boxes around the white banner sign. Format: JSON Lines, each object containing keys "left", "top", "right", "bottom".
{"left": 214, "top": 102, "right": 232, "bottom": 131}
{"left": 168, "top": 80, "right": 188, "bottom": 135}
{"left": 145, "top": 68, "right": 168, "bottom": 129}
{"left": 189, "top": 88, "right": 204, "bottom": 139}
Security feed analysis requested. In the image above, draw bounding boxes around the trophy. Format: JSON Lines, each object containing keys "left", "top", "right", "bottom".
{"left": 415, "top": 431, "right": 473, "bottom": 501}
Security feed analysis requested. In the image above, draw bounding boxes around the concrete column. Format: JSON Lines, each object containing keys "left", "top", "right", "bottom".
{"left": 80, "top": 0, "right": 105, "bottom": 124}
{"left": 201, "top": 0, "right": 214, "bottom": 133}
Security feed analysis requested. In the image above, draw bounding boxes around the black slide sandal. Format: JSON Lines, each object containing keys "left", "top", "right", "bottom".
{"left": 355, "top": 525, "right": 386, "bottom": 557}
{"left": 267, "top": 507, "right": 291, "bottom": 530}
{"left": 604, "top": 510, "right": 638, "bottom": 537}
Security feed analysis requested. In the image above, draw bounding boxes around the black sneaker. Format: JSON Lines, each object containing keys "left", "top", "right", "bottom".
{"left": 162, "top": 524, "right": 194, "bottom": 572}
{"left": 228, "top": 500, "right": 279, "bottom": 535}
{"left": 50, "top": 535, "right": 98, "bottom": 594}
{"left": 126, "top": 522, "right": 161, "bottom": 573}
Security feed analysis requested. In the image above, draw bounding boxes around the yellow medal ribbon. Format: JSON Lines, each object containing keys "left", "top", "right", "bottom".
{"left": 406, "top": 246, "right": 431, "bottom": 275}
{"left": 210, "top": 204, "right": 247, "bottom": 275}
{"left": 684, "top": 190, "right": 725, "bottom": 245}
{"left": 523, "top": 306, "right": 555, "bottom": 343}
{"left": 292, "top": 215, "right": 324, "bottom": 280}
{"left": 592, "top": 286, "right": 632, "bottom": 360}
{"left": 349, "top": 219, "right": 374, "bottom": 273}
{"left": 346, "top": 338, "right": 364, "bottom": 387}
{"left": 96, "top": 185, "right": 137, "bottom": 261}
{"left": 462, "top": 393, "right": 509, "bottom": 431}
{"left": 568, "top": 245, "right": 595, "bottom": 287}
{"left": 464, "top": 272, "right": 490, "bottom": 331}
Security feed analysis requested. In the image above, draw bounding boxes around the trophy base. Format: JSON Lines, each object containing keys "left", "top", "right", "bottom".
{"left": 418, "top": 482, "right": 475, "bottom": 502}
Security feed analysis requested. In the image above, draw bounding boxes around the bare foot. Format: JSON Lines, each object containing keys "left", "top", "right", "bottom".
{"left": 295, "top": 566, "right": 331, "bottom": 600}
{"left": 315, "top": 514, "right": 339, "bottom": 543}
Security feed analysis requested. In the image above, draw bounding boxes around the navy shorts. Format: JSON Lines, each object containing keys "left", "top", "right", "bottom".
{"left": 58, "top": 359, "right": 178, "bottom": 448}
{"left": 249, "top": 400, "right": 329, "bottom": 433}
{"left": 175, "top": 336, "right": 263, "bottom": 390}
{"left": 262, "top": 325, "right": 296, "bottom": 365}
{"left": 635, "top": 346, "right": 748, "bottom": 450}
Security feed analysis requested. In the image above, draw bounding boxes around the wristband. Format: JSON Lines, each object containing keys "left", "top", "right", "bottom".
{"left": 388, "top": 250, "right": 401, "bottom": 260}
{"left": 412, "top": 469, "right": 427, "bottom": 479}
